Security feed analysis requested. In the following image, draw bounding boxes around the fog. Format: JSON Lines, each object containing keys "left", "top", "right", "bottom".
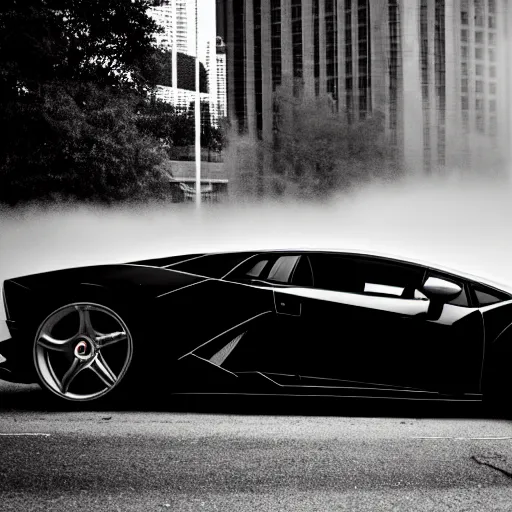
{"left": 1, "top": 173, "right": 511, "bottom": 340}
{"left": 2, "top": 173, "right": 512, "bottom": 320}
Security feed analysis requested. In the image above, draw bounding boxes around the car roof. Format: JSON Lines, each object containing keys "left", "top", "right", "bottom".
{"left": 203, "top": 247, "right": 512, "bottom": 295}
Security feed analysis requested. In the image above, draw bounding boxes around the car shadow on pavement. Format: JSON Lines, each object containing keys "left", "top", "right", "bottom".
{"left": 0, "top": 380, "right": 504, "bottom": 420}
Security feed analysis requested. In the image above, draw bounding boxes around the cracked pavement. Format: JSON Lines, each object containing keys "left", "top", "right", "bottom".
{"left": 1, "top": 382, "right": 512, "bottom": 511}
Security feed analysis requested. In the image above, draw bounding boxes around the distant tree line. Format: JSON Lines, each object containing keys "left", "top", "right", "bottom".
{"left": 226, "top": 85, "right": 401, "bottom": 201}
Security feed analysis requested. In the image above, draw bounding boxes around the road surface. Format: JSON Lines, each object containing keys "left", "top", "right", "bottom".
{"left": 0, "top": 381, "right": 512, "bottom": 511}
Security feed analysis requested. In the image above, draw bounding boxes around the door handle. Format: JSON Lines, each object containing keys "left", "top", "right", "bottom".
{"left": 274, "top": 293, "right": 302, "bottom": 316}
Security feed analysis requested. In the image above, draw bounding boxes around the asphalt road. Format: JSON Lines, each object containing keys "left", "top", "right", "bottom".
{"left": 1, "top": 381, "right": 512, "bottom": 511}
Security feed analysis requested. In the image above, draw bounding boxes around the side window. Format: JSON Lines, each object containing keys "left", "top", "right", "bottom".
{"left": 307, "top": 254, "right": 362, "bottom": 293}
{"left": 357, "top": 258, "right": 425, "bottom": 299}
{"left": 267, "top": 255, "right": 300, "bottom": 282}
{"left": 233, "top": 256, "right": 274, "bottom": 280}
{"left": 307, "top": 254, "right": 425, "bottom": 298}
{"left": 227, "top": 254, "right": 301, "bottom": 284}
{"left": 246, "top": 259, "right": 271, "bottom": 278}
{"left": 473, "top": 284, "right": 510, "bottom": 307}
{"left": 291, "top": 256, "right": 314, "bottom": 287}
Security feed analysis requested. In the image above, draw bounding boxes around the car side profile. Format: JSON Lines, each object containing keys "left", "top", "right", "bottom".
{"left": 1, "top": 249, "right": 512, "bottom": 410}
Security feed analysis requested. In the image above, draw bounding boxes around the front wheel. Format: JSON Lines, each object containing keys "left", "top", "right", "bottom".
{"left": 33, "top": 302, "right": 134, "bottom": 403}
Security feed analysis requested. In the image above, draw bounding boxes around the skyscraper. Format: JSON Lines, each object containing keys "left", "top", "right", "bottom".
{"left": 219, "top": 0, "right": 512, "bottom": 173}
{"left": 148, "top": 0, "right": 195, "bottom": 55}
{"left": 149, "top": 0, "right": 223, "bottom": 125}
{"left": 216, "top": 36, "right": 228, "bottom": 119}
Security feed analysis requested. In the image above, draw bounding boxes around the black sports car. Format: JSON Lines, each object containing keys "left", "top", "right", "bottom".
{"left": 2, "top": 249, "right": 512, "bottom": 407}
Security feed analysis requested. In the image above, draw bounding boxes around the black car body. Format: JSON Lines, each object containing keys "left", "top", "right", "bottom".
{"left": 2, "top": 249, "right": 512, "bottom": 405}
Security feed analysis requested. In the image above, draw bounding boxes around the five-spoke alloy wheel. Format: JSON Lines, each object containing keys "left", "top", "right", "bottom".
{"left": 33, "top": 302, "right": 134, "bottom": 402}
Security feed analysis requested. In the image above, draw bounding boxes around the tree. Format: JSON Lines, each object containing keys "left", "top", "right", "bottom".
{"left": 136, "top": 99, "right": 195, "bottom": 147}
{"left": 226, "top": 87, "right": 400, "bottom": 201}
{"left": 0, "top": 83, "right": 169, "bottom": 205}
{"left": 0, "top": 0, "right": 173, "bottom": 204}
{"left": 0, "top": 0, "right": 164, "bottom": 98}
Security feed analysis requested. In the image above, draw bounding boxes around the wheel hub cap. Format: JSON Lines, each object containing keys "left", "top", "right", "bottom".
{"left": 74, "top": 339, "right": 93, "bottom": 360}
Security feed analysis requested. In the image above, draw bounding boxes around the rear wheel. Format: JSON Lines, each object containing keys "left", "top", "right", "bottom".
{"left": 33, "top": 302, "right": 134, "bottom": 403}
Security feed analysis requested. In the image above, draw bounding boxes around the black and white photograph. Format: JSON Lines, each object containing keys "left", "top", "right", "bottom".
{"left": 1, "top": 0, "right": 512, "bottom": 510}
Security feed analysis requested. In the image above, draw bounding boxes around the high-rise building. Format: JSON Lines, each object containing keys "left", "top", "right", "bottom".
{"left": 216, "top": 36, "right": 228, "bottom": 119}
{"left": 218, "top": 0, "right": 512, "bottom": 173}
{"left": 148, "top": 0, "right": 195, "bottom": 55}
{"left": 149, "top": 0, "right": 224, "bottom": 126}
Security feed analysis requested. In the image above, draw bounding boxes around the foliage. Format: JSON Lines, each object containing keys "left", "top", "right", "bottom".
{"left": 0, "top": 83, "right": 169, "bottom": 205}
{"left": 137, "top": 99, "right": 225, "bottom": 151}
{"left": 226, "top": 88, "right": 401, "bottom": 200}
{"left": 0, "top": 0, "right": 164, "bottom": 98}
{"left": 0, "top": 0, "right": 228, "bottom": 205}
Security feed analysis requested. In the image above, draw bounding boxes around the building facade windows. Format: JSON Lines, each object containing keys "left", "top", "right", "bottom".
{"left": 313, "top": 0, "right": 320, "bottom": 95}
{"left": 388, "top": 0, "right": 400, "bottom": 140}
{"left": 253, "top": 0, "right": 263, "bottom": 135}
{"left": 291, "top": 0, "right": 303, "bottom": 88}
{"left": 220, "top": 0, "right": 510, "bottom": 174}
{"left": 271, "top": 0, "right": 282, "bottom": 91}
{"left": 489, "top": 116, "right": 498, "bottom": 136}
{"left": 325, "top": 0, "right": 338, "bottom": 100}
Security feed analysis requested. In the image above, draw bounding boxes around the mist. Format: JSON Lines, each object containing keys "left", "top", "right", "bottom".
{"left": 2, "top": 173, "right": 512, "bottom": 324}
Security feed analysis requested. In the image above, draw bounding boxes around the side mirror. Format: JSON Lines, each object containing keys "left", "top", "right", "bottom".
{"left": 422, "top": 277, "right": 462, "bottom": 303}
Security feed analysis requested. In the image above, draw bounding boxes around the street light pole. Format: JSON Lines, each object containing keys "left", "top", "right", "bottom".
{"left": 195, "top": 0, "right": 201, "bottom": 208}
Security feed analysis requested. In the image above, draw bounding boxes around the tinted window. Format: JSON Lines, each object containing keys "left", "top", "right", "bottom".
{"left": 308, "top": 254, "right": 362, "bottom": 293}
{"left": 308, "top": 254, "right": 425, "bottom": 298}
{"left": 291, "top": 256, "right": 314, "bottom": 287}
{"left": 246, "top": 259, "right": 271, "bottom": 278}
{"left": 227, "top": 254, "right": 301, "bottom": 284}
{"left": 474, "top": 285, "right": 510, "bottom": 306}
{"left": 170, "top": 252, "right": 255, "bottom": 278}
{"left": 267, "top": 256, "right": 300, "bottom": 282}
{"left": 358, "top": 259, "right": 425, "bottom": 298}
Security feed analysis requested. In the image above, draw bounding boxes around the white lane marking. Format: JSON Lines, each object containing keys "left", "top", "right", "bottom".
{"left": 0, "top": 433, "right": 51, "bottom": 437}
{"left": 412, "top": 436, "right": 512, "bottom": 440}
